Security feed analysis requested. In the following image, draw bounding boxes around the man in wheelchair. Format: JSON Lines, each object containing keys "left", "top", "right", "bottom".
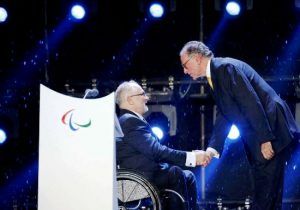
{"left": 115, "top": 80, "right": 211, "bottom": 210}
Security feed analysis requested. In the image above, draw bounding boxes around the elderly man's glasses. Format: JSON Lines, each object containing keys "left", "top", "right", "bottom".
{"left": 129, "top": 92, "right": 147, "bottom": 97}
{"left": 181, "top": 54, "right": 196, "bottom": 69}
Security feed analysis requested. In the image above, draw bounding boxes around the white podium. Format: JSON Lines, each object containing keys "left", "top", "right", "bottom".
{"left": 38, "top": 85, "right": 117, "bottom": 210}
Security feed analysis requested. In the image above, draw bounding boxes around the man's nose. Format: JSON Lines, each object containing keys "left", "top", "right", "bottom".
{"left": 145, "top": 94, "right": 150, "bottom": 101}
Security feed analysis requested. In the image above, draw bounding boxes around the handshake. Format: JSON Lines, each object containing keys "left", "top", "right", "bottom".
{"left": 194, "top": 150, "right": 214, "bottom": 167}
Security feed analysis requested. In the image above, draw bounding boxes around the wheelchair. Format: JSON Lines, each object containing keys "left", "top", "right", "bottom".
{"left": 117, "top": 169, "right": 187, "bottom": 210}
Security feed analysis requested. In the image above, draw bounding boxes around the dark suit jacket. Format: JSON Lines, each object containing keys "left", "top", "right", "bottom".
{"left": 116, "top": 109, "right": 186, "bottom": 180}
{"left": 207, "top": 57, "right": 300, "bottom": 163}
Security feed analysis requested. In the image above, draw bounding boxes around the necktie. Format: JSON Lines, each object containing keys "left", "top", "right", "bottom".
{"left": 207, "top": 76, "right": 213, "bottom": 89}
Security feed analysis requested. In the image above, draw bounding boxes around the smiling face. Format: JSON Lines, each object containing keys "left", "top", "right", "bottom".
{"left": 127, "top": 84, "right": 149, "bottom": 115}
{"left": 180, "top": 52, "right": 206, "bottom": 80}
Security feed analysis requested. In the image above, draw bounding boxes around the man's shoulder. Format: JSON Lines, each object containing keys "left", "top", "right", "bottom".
{"left": 212, "top": 57, "right": 241, "bottom": 68}
{"left": 119, "top": 111, "right": 141, "bottom": 125}
{"left": 120, "top": 111, "right": 137, "bottom": 120}
{"left": 212, "top": 57, "right": 250, "bottom": 78}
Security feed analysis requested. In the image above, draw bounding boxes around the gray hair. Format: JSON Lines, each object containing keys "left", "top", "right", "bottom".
{"left": 115, "top": 80, "right": 140, "bottom": 106}
{"left": 179, "top": 41, "right": 214, "bottom": 58}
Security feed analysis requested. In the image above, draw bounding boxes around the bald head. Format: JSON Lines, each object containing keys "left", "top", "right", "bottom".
{"left": 115, "top": 80, "right": 149, "bottom": 115}
{"left": 115, "top": 80, "right": 140, "bottom": 106}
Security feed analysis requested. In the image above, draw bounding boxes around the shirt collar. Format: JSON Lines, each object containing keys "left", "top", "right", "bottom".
{"left": 206, "top": 58, "right": 211, "bottom": 78}
{"left": 132, "top": 110, "right": 144, "bottom": 120}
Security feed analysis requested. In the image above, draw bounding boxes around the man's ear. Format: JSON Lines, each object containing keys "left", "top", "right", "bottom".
{"left": 127, "top": 96, "right": 134, "bottom": 105}
{"left": 195, "top": 54, "right": 202, "bottom": 64}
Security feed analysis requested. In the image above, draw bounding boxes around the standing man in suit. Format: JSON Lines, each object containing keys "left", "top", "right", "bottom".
{"left": 179, "top": 41, "right": 300, "bottom": 210}
{"left": 115, "top": 80, "right": 211, "bottom": 210}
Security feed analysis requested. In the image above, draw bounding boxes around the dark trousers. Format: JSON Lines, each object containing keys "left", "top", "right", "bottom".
{"left": 154, "top": 165, "right": 198, "bottom": 210}
{"left": 251, "top": 149, "right": 286, "bottom": 210}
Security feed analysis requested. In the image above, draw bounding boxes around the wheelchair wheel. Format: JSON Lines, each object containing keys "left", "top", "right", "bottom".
{"left": 117, "top": 169, "right": 162, "bottom": 210}
{"left": 161, "top": 189, "right": 187, "bottom": 210}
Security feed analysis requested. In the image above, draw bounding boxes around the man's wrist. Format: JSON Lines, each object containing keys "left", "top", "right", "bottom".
{"left": 206, "top": 147, "right": 220, "bottom": 159}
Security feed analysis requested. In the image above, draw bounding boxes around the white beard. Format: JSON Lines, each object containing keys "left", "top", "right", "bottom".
{"left": 144, "top": 105, "right": 149, "bottom": 113}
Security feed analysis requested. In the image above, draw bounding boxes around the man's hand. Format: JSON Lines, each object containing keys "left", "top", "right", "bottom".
{"left": 205, "top": 150, "right": 215, "bottom": 159}
{"left": 194, "top": 150, "right": 211, "bottom": 167}
{"left": 261, "top": 141, "right": 274, "bottom": 160}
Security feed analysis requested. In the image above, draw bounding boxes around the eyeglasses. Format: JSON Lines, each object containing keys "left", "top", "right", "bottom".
{"left": 181, "top": 54, "right": 196, "bottom": 69}
{"left": 129, "top": 92, "right": 147, "bottom": 97}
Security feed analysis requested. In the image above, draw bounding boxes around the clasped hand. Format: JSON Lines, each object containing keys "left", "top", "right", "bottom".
{"left": 261, "top": 141, "right": 274, "bottom": 160}
{"left": 194, "top": 150, "right": 212, "bottom": 167}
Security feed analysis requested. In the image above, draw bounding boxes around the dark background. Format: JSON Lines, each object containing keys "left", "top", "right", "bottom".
{"left": 1, "top": 0, "right": 300, "bottom": 209}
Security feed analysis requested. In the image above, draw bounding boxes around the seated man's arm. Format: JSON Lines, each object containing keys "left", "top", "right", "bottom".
{"left": 122, "top": 117, "right": 186, "bottom": 166}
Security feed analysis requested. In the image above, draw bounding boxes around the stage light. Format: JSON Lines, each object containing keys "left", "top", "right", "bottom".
{"left": 70, "top": 4, "right": 86, "bottom": 20}
{"left": 145, "top": 111, "right": 169, "bottom": 141}
{"left": 144, "top": 104, "right": 177, "bottom": 137}
{"left": 227, "top": 124, "right": 240, "bottom": 140}
{"left": 0, "top": 109, "right": 19, "bottom": 141}
{"left": 139, "top": 0, "right": 176, "bottom": 19}
{"left": 0, "top": 129, "right": 7, "bottom": 144}
{"left": 225, "top": 1, "right": 241, "bottom": 16}
{"left": 0, "top": 7, "right": 8, "bottom": 23}
{"left": 151, "top": 126, "right": 164, "bottom": 140}
{"left": 214, "top": 0, "right": 253, "bottom": 13}
{"left": 149, "top": 3, "right": 164, "bottom": 18}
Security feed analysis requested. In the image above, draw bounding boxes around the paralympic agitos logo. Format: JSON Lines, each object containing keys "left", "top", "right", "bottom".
{"left": 61, "top": 109, "right": 91, "bottom": 131}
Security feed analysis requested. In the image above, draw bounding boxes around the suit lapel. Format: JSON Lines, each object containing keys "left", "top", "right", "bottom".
{"left": 209, "top": 59, "right": 218, "bottom": 101}
{"left": 119, "top": 109, "right": 160, "bottom": 141}
{"left": 209, "top": 59, "right": 225, "bottom": 110}
{"left": 120, "top": 109, "right": 152, "bottom": 129}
